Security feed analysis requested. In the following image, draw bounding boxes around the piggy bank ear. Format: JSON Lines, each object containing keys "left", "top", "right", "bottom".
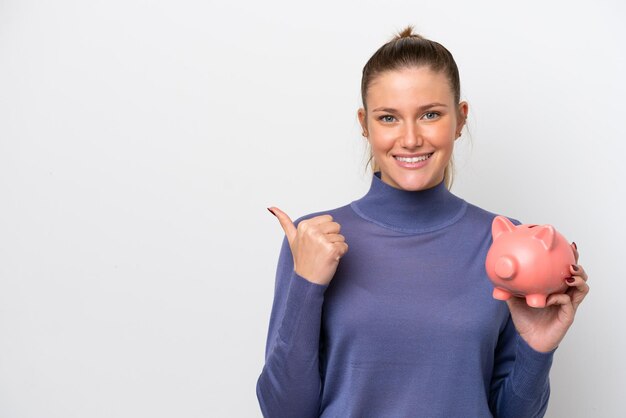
{"left": 532, "top": 225, "right": 556, "bottom": 250}
{"left": 492, "top": 215, "right": 516, "bottom": 240}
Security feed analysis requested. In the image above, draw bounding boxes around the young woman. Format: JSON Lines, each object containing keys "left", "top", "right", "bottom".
{"left": 257, "top": 26, "right": 589, "bottom": 418}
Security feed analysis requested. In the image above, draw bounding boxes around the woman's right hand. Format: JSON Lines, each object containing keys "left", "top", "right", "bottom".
{"left": 268, "top": 207, "right": 348, "bottom": 286}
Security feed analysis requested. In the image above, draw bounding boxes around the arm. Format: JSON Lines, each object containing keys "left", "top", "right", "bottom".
{"left": 489, "top": 218, "right": 590, "bottom": 417}
{"left": 256, "top": 235, "right": 328, "bottom": 418}
{"left": 489, "top": 314, "right": 555, "bottom": 418}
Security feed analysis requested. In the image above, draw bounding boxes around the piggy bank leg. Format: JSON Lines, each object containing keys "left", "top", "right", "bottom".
{"left": 493, "top": 288, "right": 512, "bottom": 301}
{"left": 525, "top": 294, "right": 547, "bottom": 308}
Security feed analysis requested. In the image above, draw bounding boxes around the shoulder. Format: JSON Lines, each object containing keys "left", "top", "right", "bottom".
{"left": 463, "top": 200, "right": 523, "bottom": 227}
{"left": 292, "top": 203, "right": 354, "bottom": 226}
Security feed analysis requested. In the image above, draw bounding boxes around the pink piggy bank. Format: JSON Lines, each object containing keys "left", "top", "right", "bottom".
{"left": 485, "top": 216, "right": 575, "bottom": 308}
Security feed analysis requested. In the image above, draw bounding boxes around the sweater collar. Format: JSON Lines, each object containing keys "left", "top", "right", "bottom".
{"left": 350, "top": 171, "right": 467, "bottom": 233}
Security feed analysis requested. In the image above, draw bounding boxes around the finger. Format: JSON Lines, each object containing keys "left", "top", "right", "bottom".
{"left": 565, "top": 277, "right": 589, "bottom": 301}
{"left": 565, "top": 277, "right": 590, "bottom": 310}
{"left": 318, "top": 221, "right": 341, "bottom": 235}
{"left": 571, "top": 242, "right": 579, "bottom": 264}
{"left": 565, "top": 275, "right": 589, "bottom": 289}
{"left": 569, "top": 263, "right": 588, "bottom": 282}
{"left": 333, "top": 242, "right": 349, "bottom": 261}
{"left": 546, "top": 293, "right": 575, "bottom": 323}
{"left": 269, "top": 206, "right": 297, "bottom": 246}
{"left": 309, "top": 214, "right": 334, "bottom": 225}
{"left": 546, "top": 293, "right": 573, "bottom": 307}
{"left": 327, "top": 233, "right": 345, "bottom": 243}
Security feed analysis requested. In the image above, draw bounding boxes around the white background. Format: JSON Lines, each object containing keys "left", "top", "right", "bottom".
{"left": 1, "top": 0, "right": 624, "bottom": 417}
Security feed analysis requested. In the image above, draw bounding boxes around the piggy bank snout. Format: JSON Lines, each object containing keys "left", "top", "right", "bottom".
{"left": 494, "top": 256, "right": 517, "bottom": 280}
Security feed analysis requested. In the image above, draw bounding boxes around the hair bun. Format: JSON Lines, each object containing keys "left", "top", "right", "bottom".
{"left": 393, "top": 24, "right": 424, "bottom": 41}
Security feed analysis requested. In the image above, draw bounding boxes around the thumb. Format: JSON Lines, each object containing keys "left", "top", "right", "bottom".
{"left": 268, "top": 206, "right": 297, "bottom": 246}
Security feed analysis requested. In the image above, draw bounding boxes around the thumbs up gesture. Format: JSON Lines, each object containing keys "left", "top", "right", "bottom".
{"left": 268, "top": 207, "right": 348, "bottom": 286}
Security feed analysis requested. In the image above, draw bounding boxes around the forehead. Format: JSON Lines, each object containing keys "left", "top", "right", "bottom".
{"left": 367, "top": 67, "right": 454, "bottom": 106}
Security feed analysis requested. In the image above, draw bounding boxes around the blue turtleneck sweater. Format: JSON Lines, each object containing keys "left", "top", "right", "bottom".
{"left": 257, "top": 171, "right": 555, "bottom": 418}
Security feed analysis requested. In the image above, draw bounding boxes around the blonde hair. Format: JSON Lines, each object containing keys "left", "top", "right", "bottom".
{"left": 361, "top": 25, "right": 463, "bottom": 190}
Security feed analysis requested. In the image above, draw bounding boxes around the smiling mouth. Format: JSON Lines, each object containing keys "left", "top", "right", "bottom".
{"left": 394, "top": 153, "right": 433, "bottom": 163}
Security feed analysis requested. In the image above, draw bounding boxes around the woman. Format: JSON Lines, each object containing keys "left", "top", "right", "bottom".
{"left": 257, "top": 26, "right": 589, "bottom": 418}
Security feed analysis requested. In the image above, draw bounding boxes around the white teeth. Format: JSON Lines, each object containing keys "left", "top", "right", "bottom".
{"left": 395, "top": 153, "right": 432, "bottom": 163}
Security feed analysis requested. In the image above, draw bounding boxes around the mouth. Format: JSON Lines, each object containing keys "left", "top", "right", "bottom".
{"left": 393, "top": 153, "right": 434, "bottom": 163}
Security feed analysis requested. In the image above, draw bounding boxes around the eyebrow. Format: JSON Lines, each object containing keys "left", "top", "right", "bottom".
{"left": 372, "top": 103, "right": 448, "bottom": 112}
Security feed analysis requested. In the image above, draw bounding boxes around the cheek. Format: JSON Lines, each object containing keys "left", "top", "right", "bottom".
{"left": 424, "top": 122, "right": 455, "bottom": 136}
{"left": 372, "top": 140, "right": 395, "bottom": 157}
{"left": 369, "top": 133, "right": 396, "bottom": 151}
{"left": 426, "top": 125, "right": 456, "bottom": 146}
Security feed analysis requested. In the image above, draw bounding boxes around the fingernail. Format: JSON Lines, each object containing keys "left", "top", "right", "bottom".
{"left": 267, "top": 207, "right": 277, "bottom": 217}
{"left": 566, "top": 277, "right": 575, "bottom": 283}
{"left": 571, "top": 264, "right": 579, "bottom": 272}
{"left": 572, "top": 241, "right": 577, "bottom": 250}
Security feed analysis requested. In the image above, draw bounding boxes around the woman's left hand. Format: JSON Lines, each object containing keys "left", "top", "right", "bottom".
{"left": 506, "top": 242, "right": 590, "bottom": 353}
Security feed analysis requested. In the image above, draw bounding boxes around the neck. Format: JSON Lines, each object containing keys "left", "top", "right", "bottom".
{"left": 350, "top": 171, "right": 467, "bottom": 233}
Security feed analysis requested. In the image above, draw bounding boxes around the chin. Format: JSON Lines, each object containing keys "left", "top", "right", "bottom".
{"left": 389, "top": 172, "right": 439, "bottom": 192}
{"left": 402, "top": 181, "right": 435, "bottom": 192}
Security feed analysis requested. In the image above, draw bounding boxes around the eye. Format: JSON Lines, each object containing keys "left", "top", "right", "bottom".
{"left": 422, "top": 111, "right": 440, "bottom": 120}
{"left": 378, "top": 114, "right": 396, "bottom": 123}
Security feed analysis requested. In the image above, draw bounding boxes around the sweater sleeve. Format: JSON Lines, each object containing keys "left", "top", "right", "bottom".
{"left": 489, "top": 313, "right": 555, "bottom": 418}
{"left": 256, "top": 234, "right": 328, "bottom": 418}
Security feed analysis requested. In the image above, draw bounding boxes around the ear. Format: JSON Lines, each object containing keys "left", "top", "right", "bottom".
{"left": 357, "top": 108, "right": 368, "bottom": 133}
{"left": 456, "top": 101, "right": 469, "bottom": 139}
{"left": 492, "top": 215, "right": 516, "bottom": 240}
{"left": 532, "top": 225, "right": 556, "bottom": 250}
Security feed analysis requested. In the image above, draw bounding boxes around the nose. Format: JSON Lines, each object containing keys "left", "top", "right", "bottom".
{"left": 399, "top": 121, "right": 423, "bottom": 149}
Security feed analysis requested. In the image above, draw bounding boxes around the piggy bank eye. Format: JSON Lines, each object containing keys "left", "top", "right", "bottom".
{"left": 528, "top": 225, "right": 538, "bottom": 228}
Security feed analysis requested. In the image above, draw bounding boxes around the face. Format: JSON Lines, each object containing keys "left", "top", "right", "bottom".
{"left": 358, "top": 66, "right": 468, "bottom": 191}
